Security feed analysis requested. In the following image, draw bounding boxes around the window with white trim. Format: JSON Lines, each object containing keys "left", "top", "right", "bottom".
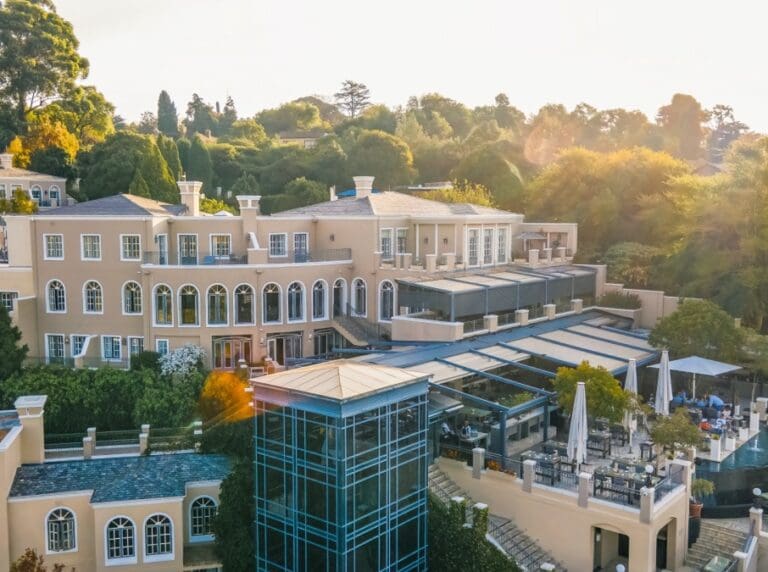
{"left": 46, "top": 334, "right": 65, "bottom": 362}
{"left": 106, "top": 517, "right": 135, "bottom": 561}
{"left": 49, "top": 185, "right": 60, "bottom": 202}
{"left": 380, "top": 281, "right": 394, "bottom": 321}
{"left": 211, "top": 235, "right": 231, "bottom": 257}
{"left": 47, "top": 508, "right": 76, "bottom": 552}
{"left": 207, "top": 284, "right": 227, "bottom": 325}
{"left": 0, "top": 291, "right": 17, "bottom": 312}
{"left": 268, "top": 234, "right": 287, "bottom": 257}
{"left": 179, "top": 234, "right": 198, "bottom": 265}
{"left": 312, "top": 281, "right": 326, "bottom": 320}
{"left": 83, "top": 281, "right": 103, "bottom": 313}
{"left": 45, "top": 234, "right": 64, "bottom": 259}
{"left": 123, "top": 282, "right": 142, "bottom": 314}
{"left": 293, "top": 232, "right": 308, "bottom": 257}
{"left": 287, "top": 282, "right": 304, "bottom": 322}
{"left": 47, "top": 280, "right": 66, "bottom": 312}
{"left": 155, "top": 285, "right": 172, "bottom": 325}
{"left": 483, "top": 229, "right": 494, "bottom": 265}
{"left": 262, "top": 284, "right": 280, "bottom": 323}
{"left": 128, "top": 337, "right": 144, "bottom": 356}
{"left": 156, "top": 339, "right": 169, "bottom": 355}
{"left": 30, "top": 185, "right": 42, "bottom": 202}
{"left": 180, "top": 285, "right": 199, "bottom": 325}
{"left": 121, "top": 235, "right": 141, "bottom": 260}
{"left": 81, "top": 235, "right": 101, "bottom": 260}
{"left": 191, "top": 496, "right": 217, "bottom": 538}
{"left": 396, "top": 228, "right": 408, "bottom": 254}
{"left": 467, "top": 229, "right": 479, "bottom": 266}
{"left": 71, "top": 335, "right": 87, "bottom": 357}
{"left": 497, "top": 228, "right": 507, "bottom": 264}
{"left": 102, "top": 336, "right": 121, "bottom": 361}
{"left": 380, "top": 228, "right": 393, "bottom": 260}
{"left": 235, "top": 285, "right": 254, "bottom": 324}
{"left": 144, "top": 514, "right": 172, "bottom": 557}
{"left": 353, "top": 279, "right": 366, "bottom": 317}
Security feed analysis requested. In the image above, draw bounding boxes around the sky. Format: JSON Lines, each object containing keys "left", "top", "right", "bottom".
{"left": 55, "top": 0, "right": 768, "bottom": 132}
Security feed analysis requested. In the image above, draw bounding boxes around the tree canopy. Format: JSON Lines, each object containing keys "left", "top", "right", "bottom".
{"left": 552, "top": 362, "right": 629, "bottom": 423}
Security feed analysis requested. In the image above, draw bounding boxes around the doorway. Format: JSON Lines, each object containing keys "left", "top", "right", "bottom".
{"left": 593, "top": 527, "right": 629, "bottom": 571}
{"left": 266, "top": 333, "right": 302, "bottom": 366}
{"left": 212, "top": 336, "right": 252, "bottom": 369}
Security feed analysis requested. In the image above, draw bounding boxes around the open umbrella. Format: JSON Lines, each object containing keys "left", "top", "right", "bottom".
{"left": 649, "top": 355, "right": 741, "bottom": 400}
{"left": 568, "top": 381, "right": 588, "bottom": 465}
{"left": 624, "top": 358, "right": 638, "bottom": 449}
{"left": 654, "top": 350, "right": 673, "bottom": 415}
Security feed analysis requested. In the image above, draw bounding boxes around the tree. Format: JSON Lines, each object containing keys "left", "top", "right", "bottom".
{"left": 0, "top": 305, "right": 27, "bottom": 381}
{"left": 157, "top": 90, "right": 179, "bottom": 137}
{"left": 10, "top": 548, "right": 64, "bottom": 572}
{"left": 199, "top": 370, "right": 250, "bottom": 423}
{"left": 186, "top": 135, "right": 213, "bottom": 191}
{"left": 650, "top": 408, "right": 703, "bottom": 459}
{"left": 156, "top": 134, "right": 181, "bottom": 180}
{"left": 78, "top": 132, "right": 178, "bottom": 202}
{"left": 257, "top": 101, "right": 326, "bottom": 135}
{"left": 218, "top": 96, "right": 237, "bottom": 136}
{"left": 657, "top": 93, "right": 709, "bottom": 160}
{"left": 43, "top": 85, "right": 114, "bottom": 147}
{"left": 200, "top": 196, "right": 235, "bottom": 214}
{"left": 419, "top": 180, "right": 494, "bottom": 207}
{"left": 11, "top": 114, "right": 79, "bottom": 167}
{"left": 649, "top": 299, "right": 744, "bottom": 361}
{"left": 176, "top": 137, "right": 192, "bottom": 175}
{"left": 346, "top": 129, "right": 414, "bottom": 188}
{"left": 136, "top": 111, "right": 158, "bottom": 135}
{"left": 260, "top": 177, "right": 328, "bottom": 214}
{"left": 0, "top": 188, "right": 38, "bottom": 214}
{"left": 0, "top": 0, "right": 89, "bottom": 130}
{"left": 603, "top": 242, "right": 662, "bottom": 288}
{"left": 230, "top": 172, "right": 260, "bottom": 196}
{"left": 184, "top": 93, "right": 218, "bottom": 137}
{"left": 213, "top": 459, "right": 255, "bottom": 571}
{"left": 451, "top": 145, "right": 522, "bottom": 209}
{"left": 551, "top": 362, "right": 629, "bottom": 423}
{"left": 28, "top": 146, "right": 76, "bottom": 180}
{"left": 334, "top": 80, "right": 371, "bottom": 118}
{"left": 707, "top": 104, "right": 748, "bottom": 163}
{"left": 221, "top": 119, "right": 267, "bottom": 147}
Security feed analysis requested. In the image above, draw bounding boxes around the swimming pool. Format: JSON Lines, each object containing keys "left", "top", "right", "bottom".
{"left": 696, "top": 430, "right": 768, "bottom": 517}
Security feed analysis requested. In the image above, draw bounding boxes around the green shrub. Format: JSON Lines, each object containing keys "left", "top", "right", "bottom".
{"left": 597, "top": 291, "right": 642, "bottom": 309}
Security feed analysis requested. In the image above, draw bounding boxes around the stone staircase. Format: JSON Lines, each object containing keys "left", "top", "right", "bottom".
{"left": 685, "top": 520, "right": 747, "bottom": 570}
{"left": 428, "top": 464, "right": 566, "bottom": 571}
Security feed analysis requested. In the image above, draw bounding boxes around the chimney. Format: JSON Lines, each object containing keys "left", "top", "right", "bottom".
{"left": 0, "top": 153, "right": 13, "bottom": 169}
{"left": 177, "top": 180, "right": 203, "bottom": 216}
{"left": 329, "top": 185, "right": 337, "bottom": 202}
{"left": 353, "top": 176, "right": 375, "bottom": 199}
{"left": 236, "top": 195, "right": 261, "bottom": 215}
{"left": 14, "top": 395, "right": 47, "bottom": 464}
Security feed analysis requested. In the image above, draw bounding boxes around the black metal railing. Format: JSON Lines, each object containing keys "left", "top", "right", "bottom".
{"left": 143, "top": 251, "right": 248, "bottom": 266}
{"left": 267, "top": 248, "right": 351, "bottom": 264}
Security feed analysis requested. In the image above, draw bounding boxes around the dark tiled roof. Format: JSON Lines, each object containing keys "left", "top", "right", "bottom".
{"left": 36, "top": 194, "right": 184, "bottom": 217}
{"left": 10, "top": 453, "right": 230, "bottom": 502}
{"left": 0, "top": 410, "right": 19, "bottom": 431}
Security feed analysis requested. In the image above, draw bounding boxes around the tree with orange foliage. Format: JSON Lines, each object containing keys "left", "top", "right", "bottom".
{"left": 198, "top": 370, "right": 251, "bottom": 424}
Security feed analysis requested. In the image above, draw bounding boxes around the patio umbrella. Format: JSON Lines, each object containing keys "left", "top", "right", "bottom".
{"left": 654, "top": 350, "right": 673, "bottom": 415}
{"left": 648, "top": 355, "right": 741, "bottom": 400}
{"left": 567, "top": 381, "right": 588, "bottom": 465}
{"left": 624, "top": 358, "right": 638, "bottom": 448}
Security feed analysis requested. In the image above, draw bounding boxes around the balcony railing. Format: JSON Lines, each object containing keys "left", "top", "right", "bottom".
{"left": 267, "top": 248, "right": 352, "bottom": 264}
{"left": 143, "top": 251, "right": 248, "bottom": 266}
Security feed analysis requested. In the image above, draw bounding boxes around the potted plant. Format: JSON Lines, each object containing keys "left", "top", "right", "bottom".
{"left": 690, "top": 478, "right": 715, "bottom": 517}
{"left": 649, "top": 409, "right": 704, "bottom": 470}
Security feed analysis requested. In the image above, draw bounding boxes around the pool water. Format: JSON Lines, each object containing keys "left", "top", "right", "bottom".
{"left": 699, "top": 430, "right": 768, "bottom": 472}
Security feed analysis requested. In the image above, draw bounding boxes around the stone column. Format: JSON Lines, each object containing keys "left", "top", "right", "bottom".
{"left": 528, "top": 249, "right": 539, "bottom": 265}
{"left": 555, "top": 246, "right": 566, "bottom": 260}
{"left": 141, "top": 424, "right": 151, "bottom": 437}
{"left": 445, "top": 253, "right": 456, "bottom": 268}
{"left": 82, "top": 436, "right": 94, "bottom": 460}
{"left": 87, "top": 427, "right": 96, "bottom": 446}
{"left": 543, "top": 304, "right": 556, "bottom": 320}
{"left": 483, "top": 315, "right": 498, "bottom": 333}
{"left": 472, "top": 448, "right": 485, "bottom": 480}
{"left": 523, "top": 459, "right": 536, "bottom": 493}
{"left": 640, "top": 487, "right": 653, "bottom": 524}
{"left": 578, "top": 472, "right": 591, "bottom": 508}
{"left": 542, "top": 247, "right": 552, "bottom": 263}
{"left": 139, "top": 433, "right": 149, "bottom": 455}
{"left": 402, "top": 253, "right": 413, "bottom": 269}
{"left": 426, "top": 254, "right": 437, "bottom": 272}
{"left": 749, "top": 507, "right": 763, "bottom": 535}
{"left": 571, "top": 299, "right": 583, "bottom": 313}
{"left": 750, "top": 410, "right": 760, "bottom": 434}
{"left": 515, "top": 309, "right": 529, "bottom": 326}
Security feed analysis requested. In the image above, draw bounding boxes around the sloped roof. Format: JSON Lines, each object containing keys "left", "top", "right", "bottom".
{"left": 10, "top": 453, "right": 230, "bottom": 502}
{"left": 251, "top": 359, "right": 428, "bottom": 401}
{"left": 36, "top": 193, "right": 185, "bottom": 217}
{"left": 271, "top": 191, "right": 517, "bottom": 218}
{"left": 0, "top": 166, "right": 67, "bottom": 182}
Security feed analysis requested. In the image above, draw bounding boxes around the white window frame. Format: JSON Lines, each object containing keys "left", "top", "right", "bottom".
{"left": 378, "top": 280, "right": 396, "bottom": 323}
{"left": 311, "top": 279, "right": 328, "bottom": 321}
{"left": 143, "top": 513, "right": 174, "bottom": 563}
{"left": 209, "top": 233, "right": 232, "bottom": 259}
{"left": 380, "top": 228, "right": 393, "bottom": 260}
{"left": 189, "top": 496, "right": 218, "bottom": 543}
{"left": 206, "top": 283, "right": 229, "bottom": 327}
{"left": 45, "top": 333, "right": 65, "bottom": 362}
{"left": 467, "top": 228, "right": 480, "bottom": 267}
{"left": 233, "top": 283, "right": 255, "bottom": 325}
{"left": 0, "top": 290, "right": 18, "bottom": 312}
{"left": 101, "top": 335, "right": 122, "bottom": 362}
{"left": 396, "top": 228, "right": 408, "bottom": 254}
{"left": 497, "top": 227, "right": 507, "bottom": 264}
{"left": 45, "top": 506, "right": 78, "bottom": 555}
{"left": 178, "top": 284, "right": 200, "bottom": 327}
{"left": 83, "top": 280, "right": 104, "bottom": 315}
{"left": 122, "top": 281, "right": 143, "bottom": 316}
{"left": 268, "top": 233, "right": 287, "bottom": 257}
{"left": 351, "top": 277, "right": 367, "bottom": 318}
{"left": 80, "top": 234, "right": 101, "bottom": 261}
{"left": 153, "top": 284, "right": 173, "bottom": 327}
{"left": 30, "top": 184, "right": 42, "bottom": 202}
{"left": 155, "top": 234, "right": 169, "bottom": 265}
{"left": 43, "top": 234, "right": 64, "bottom": 261}
{"left": 127, "top": 336, "right": 144, "bottom": 357}
{"left": 293, "top": 232, "right": 309, "bottom": 255}
{"left": 286, "top": 281, "right": 306, "bottom": 324}
{"left": 178, "top": 233, "right": 198, "bottom": 265}
{"left": 104, "top": 515, "right": 137, "bottom": 566}
{"left": 483, "top": 228, "right": 494, "bottom": 265}
{"left": 46, "top": 279, "right": 67, "bottom": 314}
{"left": 261, "top": 283, "right": 282, "bottom": 325}
{"left": 119, "top": 234, "right": 142, "bottom": 261}
{"left": 70, "top": 334, "right": 88, "bottom": 358}
{"left": 155, "top": 339, "right": 169, "bottom": 355}
{"left": 49, "top": 185, "right": 61, "bottom": 202}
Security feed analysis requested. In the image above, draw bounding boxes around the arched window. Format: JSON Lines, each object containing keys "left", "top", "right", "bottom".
{"left": 47, "top": 508, "right": 76, "bottom": 552}
{"left": 49, "top": 185, "right": 61, "bottom": 202}
{"left": 333, "top": 278, "right": 346, "bottom": 318}
{"left": 47, "top": 280, "right": 66, "bottom": 313}
{"left": 180, "top": 285, "right": 199, "bottom": 325}
{"left": 312, "top": 280, "right": 326, "bottom": 320}
{"left": 154, "top": 285, "right": 172, "bottom": 325}
{"left": 234, "top": 284, "right": 254, "bottom": 324}
{"left": 380, "top": 281, "right": 394, "bottom": 321}
{"left": 123, "top": 281, "right": 142, "bottom": 314}
{"left": 287, "top": 282, "right": 304, "bottom": 322}
{"left": 207, "top": 284, "right": 227, "bottom": 325}
{"left": 30, "top": 185, "right": 42, "bottom": 202}
{"left": 106, "top": 517, "right": 135, "bottom": 560}
{"left": 353, "top": 278, "right": 366, "bottom": 317}
{"left": 84, "top": 281, "right": 103, "bottom": 313}
{"left": 144, "top": 514, "right": 173, "bottom": 557}
{"left": 262, "top": 283, "right": 280, "bottom": 323}
{"left": 191, "top": 496, "right": 218, "bottom": 538}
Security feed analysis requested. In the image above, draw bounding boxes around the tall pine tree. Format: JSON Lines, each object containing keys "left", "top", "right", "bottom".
{"left": 157, "top": 90, "right": 179, "bottom": 137}
{"left": 186, "top": 135, "right": 213, "bottom": 191}
{"left": 157, "top": 134, "right": 182, "bottom": 180}
{"left": 0, "top": 306, "right": 27, "bottom": 381}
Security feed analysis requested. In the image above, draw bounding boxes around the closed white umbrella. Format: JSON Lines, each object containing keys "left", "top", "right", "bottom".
{"left": 654, "top": 350, "right": 673, "bottom": 415}
{"left": 624, "top": 358, "right": 638, "bottom": 449}
{"left": 568, "top": 381, "right": 588, "bottom": 465}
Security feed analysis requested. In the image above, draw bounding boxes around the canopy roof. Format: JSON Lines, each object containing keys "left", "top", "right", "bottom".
{"left": 648, "top": 356, "right": 741, "bottom": 377}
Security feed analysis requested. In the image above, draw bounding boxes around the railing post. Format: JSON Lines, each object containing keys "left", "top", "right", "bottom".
{"left": 82, "top": 436, "right": 93, "bottom": 460}
{"left": 87, "top": 427, "right": 96, "bottom": 447}
{"left": 139, "top": 433, "right": 149, "bottom": 455}
{"left": 141, "top": 424, "right": 151, "bottom": 438}
{"left": 472, "top": 447, "right": 485, "bottom": 480}
{"left": 523, "top": 459, "right": 536, "bottom": 493}
{"left": 640, "top": 486, "right": 654, "bottom": 523}
{"left": 578, "top": 472, "right": 590, "bottom": 508}
{"left": 749, "top": 507, "right": 762, "bottom": 536}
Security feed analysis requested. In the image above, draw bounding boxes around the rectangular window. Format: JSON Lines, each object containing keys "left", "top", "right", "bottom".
{"left": 497, "top": 228, "right": 507, "bottom": 264}
{"left": 211, "top": 234, "right": 231, "bottom": 257}
{"left": 269, "top": 234, "right": 287, "bottom": 257}
{"left": 483, "top": 229, "right": 494, "bottom": 265}
{"left": 155, "top": 234, "right": 168, "bottom": 265}
{"left": 467, "top": 229, "right": 479, "bottom": 266}
{"left": 128, "top": 337, "right": 144, "bottom": 355}
{"left": 44, "top": 234, "right": 64, "bottom": 260}
{"left": 81, "top": 234, "right": 101, "bottom": 260}
{"left": 380, "top": 229, "right": 393, "bottom": 260}
{"left": 293, "top": 232, "right": 308, "bottom": 256}
{"left": 121, "top": 234, "right": 141, "bottom": 260}
{"left": 396, "top": 228, "right": 408, "bottom": 254}
{"left": 0, "top": 184, "right": 5, "bottom": 199}
{"left": 102, "top": 335, "right": 121, "bottom": 361}
{"left": 156, "top": 339, "right": 169, "bottom": 355}
{"left": 179, "top": 234, "right": 198, "bottom": 265}
{"left": 71, "top": 335, "right": 87, "bottom": 357}
{"left": 0, "top": 291, "right": 17, "bottom": 312}
{"left": 46, "top": 334, "right": 65, "bottom": 362}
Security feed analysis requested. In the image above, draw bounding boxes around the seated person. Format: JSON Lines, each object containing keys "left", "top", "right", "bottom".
{"left": 706, "top": 393, "right": 725, "bottom": 411}
{"left": 672, "top": 390, "right": 687, "bottom": 405}
{"left": 441, "top": 421, "right": 456, "bottom": 440}
{"left": 460, "top": 420, "right": 473, "bottom": 439}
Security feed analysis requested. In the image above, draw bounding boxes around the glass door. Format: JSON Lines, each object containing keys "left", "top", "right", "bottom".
{"left": 294, "top": 233, "right": 308, "bottom": 262}
{"left": 157, "top": 234, "right": 168, "bottom": 265}
{"left": 179, "top": 234, "right": 197, "bottom": 265}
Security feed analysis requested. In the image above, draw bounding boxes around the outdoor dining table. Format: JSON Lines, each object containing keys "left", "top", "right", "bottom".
{"left": 587, "top": 430, "right": 612, "bottom": 458}
{"left": 541, "top": 441, "right": 577, "bottom": 473}
{"left": 521, "top": 450, "right": 561, "bottom": 486}
{"left": 593, "top": 466, "right": 660, "bottom": 505}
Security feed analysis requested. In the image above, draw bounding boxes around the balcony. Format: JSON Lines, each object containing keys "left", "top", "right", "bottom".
{"left": 266, "top": 248, "right": 351, "bottom": 264}
{"left": 142, "top": 251, "right": 248, "bottom": 266}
